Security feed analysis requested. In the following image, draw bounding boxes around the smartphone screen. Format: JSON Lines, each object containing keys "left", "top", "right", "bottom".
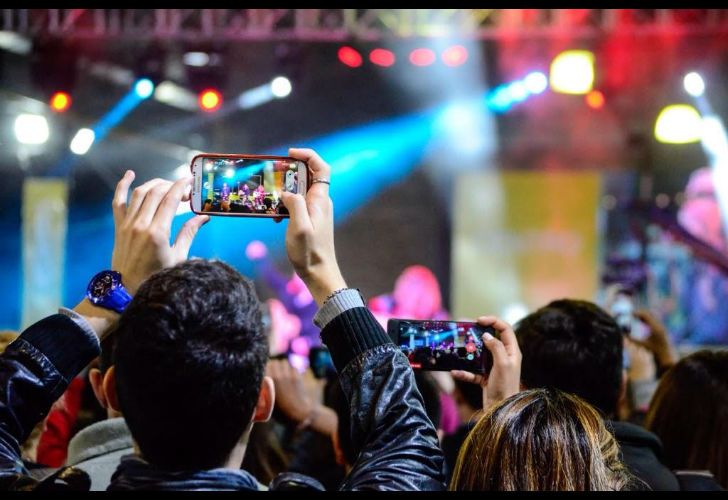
{"left": 610, "top": 291, "right": 650, "bottom": 341}
{"left": 387, "top": 319, "right": 496, "bottom": 374}
{"left": 190, "top": 155, "right": 307, "bottom": 217}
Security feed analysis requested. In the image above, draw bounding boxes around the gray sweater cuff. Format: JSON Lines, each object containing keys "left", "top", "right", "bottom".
{"left": 313, "top": 289, "right": 365, "bottom": 329}
{"left": 59, "top": 307, "right": 102, "bottom": 350}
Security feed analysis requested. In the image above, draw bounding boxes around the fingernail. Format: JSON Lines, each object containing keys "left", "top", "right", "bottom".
{"left": 483, "top": 332, "right": 494, "bottom": 341}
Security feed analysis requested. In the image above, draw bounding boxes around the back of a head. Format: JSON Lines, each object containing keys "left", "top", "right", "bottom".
{"left": 113, "top": 259, "right": 268, "bottom": 470}
{"left": 515, "top": 299, "right": 623, "bottom": 417}
{"left": 453, "top": 378, "right": 484, "bottom": 412}
{"left": 450, "top": 388, "right": 636, "bottom": 491}
{"left": 645, "top": 350, "right": 728, "bottom": 488}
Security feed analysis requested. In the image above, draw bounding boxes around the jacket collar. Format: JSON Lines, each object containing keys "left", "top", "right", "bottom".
{"left": 66, "top": 417, "right": 134, "bottom": 466}
{"left": 607, "top": 420, "right": 665, "bottom": 456}
{"left": 107, "top": 455, "right": 264, "bottom": 491}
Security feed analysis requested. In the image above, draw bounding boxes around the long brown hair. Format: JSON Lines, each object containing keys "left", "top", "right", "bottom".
{"left": 450, "top": 388, "right": 638, "bottom": 491}
{"left": 644, "top": 350, "right": 728, "bottom": 488}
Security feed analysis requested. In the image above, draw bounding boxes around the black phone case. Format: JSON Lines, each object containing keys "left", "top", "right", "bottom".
{"left": 387, "top": 319, "right": 497, "bottom": 375}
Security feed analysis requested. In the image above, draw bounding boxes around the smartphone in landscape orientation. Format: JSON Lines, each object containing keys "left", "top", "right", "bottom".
{"left": 190, "top": 154, "right": 309, "bottom": 218}
{"left": 387, "top": 319, "right": 497, "bottom": 374}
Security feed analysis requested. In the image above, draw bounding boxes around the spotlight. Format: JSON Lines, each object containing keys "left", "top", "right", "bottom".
{"left": 338, "top": 46, "right": 363, "bottom": 68}
{"left": 549, "top": 50, "right": 595, "bottom": 94}
{"left": 14, "top": 114, "right": 49, "bottom": 145}
{"left": 507, "top": 81, "right": 529, "bottom": 102}
{"left": 683, "top": 72, "right": 705, "bottom": 97}
{"left": 271, "top": 76, "right": 292, "bottom": 98}
{"left": 199, "top": 89, "right": 222, "bottom": 112}
{"left": 410, "top": 48, "right": 436, "bottom": 67}
{"left": 585, "top": 90, "right": 605, "bottom": 109}
{"left": 369, "top": 48, "right": 396, "bottom": 67}
{"left": 133, "top": 78, "right": 155, "bottom": 99}
{"left": 523, "top": 72, "right": 548, "bottom": 94}
{"left": 654, "top": 104, "right": 702, "bottom": 144}
{"left": 69, "top": 128, "right": 95, "bottom": 155}
{"left": 183, "top": 51, "right": 210, "bottom": 67}
{"left": 224, "top": 168, "right": 234, "bottom": 178}
{"left": 49, "top": 91, "right": 72, "bottom": 112}
{"left": 441, "top": 45, "right": 468, "bottom": 67}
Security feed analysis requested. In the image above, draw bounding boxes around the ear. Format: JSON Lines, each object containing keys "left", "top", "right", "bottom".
{"left": 102, "top": 366, "right": 122, "bottom": 414}
{"left": 253, "top": 376, "right": 275, "bottom": 423}
{"left": 89, "top": 367, "right": 108, "bottom": 409}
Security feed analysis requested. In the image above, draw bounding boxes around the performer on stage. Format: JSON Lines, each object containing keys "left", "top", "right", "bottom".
{"left": 368, "top": 265, "right": 449, "bottom": 329}
{"left": 221, "top": 182, "right": 231, "bottom": 212}
{"left": 674, "top": 167, "right": 728, "bottom": 344}
{"left": 245, "top": 241, "right": 319, "bottom": 370}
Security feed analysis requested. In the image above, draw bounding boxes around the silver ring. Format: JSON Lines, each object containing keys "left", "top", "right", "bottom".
{"left": 311, "top": 178, "right": 330, "bottom": 185}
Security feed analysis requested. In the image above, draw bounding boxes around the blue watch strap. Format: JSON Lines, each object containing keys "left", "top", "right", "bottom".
{"left": 86, "top": 270, "right": 133, "bottom": 314}
{"left": 106, "top": 284, "right": 133, "bottom": 314}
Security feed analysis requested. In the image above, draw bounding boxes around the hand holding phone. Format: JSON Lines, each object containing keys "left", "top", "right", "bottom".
{"left": 190, "top": 154, "right": 310, "bottom": 218}
{"left": 388, "top": 319, "right": 497, "bottom": 374}
{"left": 449, "top": 316, "right": 522, "bottom": 410}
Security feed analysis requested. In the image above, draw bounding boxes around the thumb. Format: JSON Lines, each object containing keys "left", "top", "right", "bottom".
{"left": 482, "top": 331, "right": 508, "bottom": 365}
{"left": 451, "top": 370, "right": 484, "bottom": 386}
{"left": 281, "top": 192, "right": 311, "bottom": 234}
{"left": 173, "top": 214, "right": 209, "bottom": 259}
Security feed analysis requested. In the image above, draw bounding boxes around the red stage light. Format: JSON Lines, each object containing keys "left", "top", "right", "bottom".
{"left": 586, "top": 90, "right": 605, "bottom": 109}
{"left": 369, "top": 48, "right": 396, "bottom": 67}
{"left": 409, "top": 48, "right": 436, "bottom": 67}
{"left": 442, "top": 45, "right": 468, "bottom": 67}
{"left": 50, "top": 91, "right": 71, "bottom": 112}
{"left": 338, "top": 46, "right": 363, "bottom": 68}
{"left": 199, "top": 89, "right": 222, "bottom": 112}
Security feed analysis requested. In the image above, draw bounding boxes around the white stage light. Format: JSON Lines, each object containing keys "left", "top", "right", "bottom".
{"left": 70, "top": 128, "right": 96, "bottom": 155}
{"left": 271, "top": 76, "right": 292, "bottom": 98}
{"left": 14, "top": 114, "right": 49, "bottom": 145}
{"left": 683, "top": 72, "right": 705, "bottom": 98}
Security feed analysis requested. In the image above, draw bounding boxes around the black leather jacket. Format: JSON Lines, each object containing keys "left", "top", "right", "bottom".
{"left": 0, "top": 307, "right": 445, "bottom": 491}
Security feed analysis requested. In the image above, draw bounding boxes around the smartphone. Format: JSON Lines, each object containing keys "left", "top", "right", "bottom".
{"left": 309, "top": 346, "right": 336, "bottom": 379}
{"left": 609, "top": 289, "right": 650, "bottom": 341}
{"left": 190, "top": 154, "right": 309, "bottom": 218}
{"left": 387, "top": 319, "right": 497, "bottom": 374}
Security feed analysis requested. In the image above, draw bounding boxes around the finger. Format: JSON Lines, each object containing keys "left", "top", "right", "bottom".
{"left": 482, "top": 331, "right": 509, "bottom": 366}
{"left": 289, "top": 148, "right": 330, "bottom": 198}
{"left": 634, "top": 310, "right": 661, "bottom": 330}
{"left": 626, "top": 336, "right": 651, "bottom": 352}
{"left": 112, "top": 170, "right": 135, "bottom": 226}
{"left": 126, "top": 178, "right": 167, "bottom": 223}
{"left": 280, "top": 192, "right": 312, "bottom": 235}
{"left": 451, "top": 370, "right": 484, "bottom": 386}
{"left": 135, "top": 180, "right": 175, "bottom": 227}
{"left": 477, "top": 316, "right": 520, "bottom": 356}
{"left": 154, "top": 176, "right": 193, "bottom": 231}
{"left": 172, "top": 214, "right": 210, "bottom": 259}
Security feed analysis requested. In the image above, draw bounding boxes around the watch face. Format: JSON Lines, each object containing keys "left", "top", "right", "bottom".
{"left": 91, "top": 272, "right": 116, "bottom": 297}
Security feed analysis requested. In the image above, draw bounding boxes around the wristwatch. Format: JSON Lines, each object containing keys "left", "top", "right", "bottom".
{"left": 86, "top": 270, "right": 132, "bottom": 314}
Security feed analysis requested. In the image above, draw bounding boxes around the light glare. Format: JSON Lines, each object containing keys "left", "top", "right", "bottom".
{"left": 14, "top": 114, "right": 50, "bottom": 145}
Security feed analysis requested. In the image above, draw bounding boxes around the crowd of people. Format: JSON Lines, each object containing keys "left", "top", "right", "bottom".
{"left": 0, "top": 148, "right": 726, "bottom": 491}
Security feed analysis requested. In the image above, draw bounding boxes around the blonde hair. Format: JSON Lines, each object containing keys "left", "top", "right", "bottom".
{"left": 450, "top": 388, "right": 638, "bottom": 491}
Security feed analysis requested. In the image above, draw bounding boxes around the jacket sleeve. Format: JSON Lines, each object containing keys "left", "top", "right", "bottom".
{"left": 321, "top": 307, "right": 446, "bottom": 491}
{"left": 0, "top": 314, "right": 100, "bottom": 476}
